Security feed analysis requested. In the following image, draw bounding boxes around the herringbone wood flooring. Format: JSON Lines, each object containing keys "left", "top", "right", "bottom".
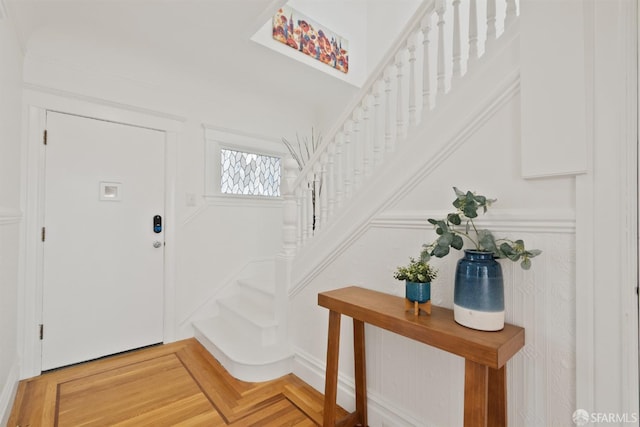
{"left": 8, "top": 338, "right": 346, "bottom": 426}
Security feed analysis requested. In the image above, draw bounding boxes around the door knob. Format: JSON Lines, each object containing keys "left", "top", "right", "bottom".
{"left": 153, "top": 241, "right": 162, "bottom": 248}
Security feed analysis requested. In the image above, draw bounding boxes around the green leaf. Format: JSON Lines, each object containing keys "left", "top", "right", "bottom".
{"left": 499, "top": 242, "right": 515, "bottom": 255}
{"left": 478, "top": 230, "right": 497, "bottom": 252}
{"left": 527, "top": 249, "right": 543, "bottom": 257}
{"left": 438, "top": 232, "right": 453, "bottom": 246}
{"left": 521, "top": 258, "right": 532, "bottom": 270}
{"left": 432, "top": 244, "right": 450, "bottom": 258}
{"left": 453, "top": 187, "right": 465, "bottom": 197}
{"left": 447, "top": 213, "right": 461, "bottom": 225}
{"left": 451, "top": 235, "right": 464, "bottom": 250}
{"left": 499, "top": 243, "right": 519, "bottom": 260}
{"left": 428, "top": 218, "right": 438, "bottom": 225}
{"left": 463, "top": 193, "right": 478, "bottom": 218}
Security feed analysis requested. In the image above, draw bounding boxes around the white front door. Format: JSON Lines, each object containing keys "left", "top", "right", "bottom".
{"left": 41, "top": 111, "right": 165, "bottom": 370}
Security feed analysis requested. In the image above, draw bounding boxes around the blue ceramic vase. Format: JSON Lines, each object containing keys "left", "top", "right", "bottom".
{"left": 405, "top": 281, "right": 431, "bottom": 303}
{"left": 454, "top": 250, "right": 505, "bottom": 331}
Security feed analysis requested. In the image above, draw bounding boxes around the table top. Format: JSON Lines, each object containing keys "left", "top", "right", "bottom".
{"left": 318, "top": 286, "right": 524, "bottom": 369}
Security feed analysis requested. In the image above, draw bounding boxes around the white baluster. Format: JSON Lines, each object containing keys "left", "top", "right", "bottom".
{"left": 384, "top": 67, "right": 394, "bottom": 153}
{"left": 452, "top": 0, "right": 462, "bottom": 80}
{"left": 314, "top": 162, "right": 324, "bottom": 231}
{"left": 395, "top": 50, "right": 406, "bottom": 141}
{"left": 326, "top": 141, "right": 336, "bottom": 219}
{"left": 361, "top": 96, "right": 372, "bottom": 178}
{"left": 373, "top": 80, "right": 384, "bottom": 167}
{"left": 334, "top": 132, "right": 344, "bottom": 207}
{"left": 351, "top": 109, "right": 362, "bottom": 190}
{"left": 343, "top": 121, "right": 353, "bottom": 200}
{"left": 408, "top": 38, "right": 418, "bottom": 127}
{"left": 280, "top": 157, "right": 298, "bottom": 256}
{"left": 486, "top": 0, "right": 497, "bottom": 44}
{"left": 505, "top": 0, "right": 517, "bottom": 28}
{"left": 306, "top": 171, "right": 315, "bottom": 237}
{"left": 296, "top": 184, "right": 304, "bottom": 246}
{"left": 436, "top": 1, "right": 447, "bottom": 97}
{"left": 421, "top": 14, "right": 433, "bottom": 112}
{"left": 468, "top": 0, "right": 479, "bottom": 66}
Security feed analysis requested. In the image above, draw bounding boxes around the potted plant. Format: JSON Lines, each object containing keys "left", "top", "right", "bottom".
{"left": 394, "top": 256, "right": 438, "bottom": 305}
{"left": 420, "top": 187, "right": 542, "bottom": 331}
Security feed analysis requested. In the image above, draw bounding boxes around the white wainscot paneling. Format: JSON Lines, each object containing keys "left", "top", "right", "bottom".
{"left": 293, "top": 211, "right": 576, "bottom": 426}
{"left": 0, "top": 207, "right": 21, "bottom": 424}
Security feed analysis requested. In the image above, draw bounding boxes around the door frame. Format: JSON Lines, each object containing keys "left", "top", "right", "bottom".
{"left": 19, "top": 88, "right": 183, "bottom": 378}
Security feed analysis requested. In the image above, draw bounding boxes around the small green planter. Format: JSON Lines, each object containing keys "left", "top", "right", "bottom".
{"left": 405, "top": 281, "right": 431, "bottom": 303}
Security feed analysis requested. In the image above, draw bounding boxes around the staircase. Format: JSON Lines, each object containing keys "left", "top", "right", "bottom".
{"left": 195, "top": 0, "right": 520, "bottom": 382}
{"left": 193, "top": 259, "right": 293, "bottom": 382}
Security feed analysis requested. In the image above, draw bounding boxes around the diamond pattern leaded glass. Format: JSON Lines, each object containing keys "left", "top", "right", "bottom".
{"left": 220, "top": 149, "right": 281, "bottom": 197}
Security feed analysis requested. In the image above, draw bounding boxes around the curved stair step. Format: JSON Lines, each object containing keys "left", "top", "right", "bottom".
{"left": 193, "top": 316, "right": 293, "bottom": 382}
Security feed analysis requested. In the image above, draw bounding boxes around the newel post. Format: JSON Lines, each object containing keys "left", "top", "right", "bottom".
{"left": 275, "top": 156, "right": 298, "bottom": 343}
{"left": 280, "top": 156, "right": 299, "bottom": 256}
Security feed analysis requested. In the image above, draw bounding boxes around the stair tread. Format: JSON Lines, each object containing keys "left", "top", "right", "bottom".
{"left": 193, "top": 317, "right": 291, "bottom": 365}
{"left": 237, "top": 278, "right": 276, "bottom": 296}
{"left": 218, "top": 294, "right": 277, "bottom": 326}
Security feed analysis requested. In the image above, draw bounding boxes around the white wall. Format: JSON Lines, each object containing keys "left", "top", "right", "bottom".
{"left": 0, "top": 4, "right": 24, "bottom": 423}
{"left": 290, "top": 92, "right": 578, "bottom": 426}
{"left": 18, "top": 23, "right": 315, "bottom": 369}
{"left": 9, "top": 0, "right": 639, "bottom": 425}
{"left": 288, "top": 1, "right": 638, "bottom": 426}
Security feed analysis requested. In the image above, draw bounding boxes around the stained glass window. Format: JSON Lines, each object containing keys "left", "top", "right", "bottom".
{"left": 220, "top": 149, "right": 281, "bottom": 197}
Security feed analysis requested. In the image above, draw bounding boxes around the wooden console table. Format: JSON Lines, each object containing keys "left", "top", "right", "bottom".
{"left": 318, "top": 286, "right": 524, "bottom": 427}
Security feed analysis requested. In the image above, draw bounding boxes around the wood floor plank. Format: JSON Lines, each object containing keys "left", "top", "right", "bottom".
{"left": 108, "top": 394, "right": 220, "bottom": 427}
{"left": 8, "top": 338, "right": 346, "bottom": 426}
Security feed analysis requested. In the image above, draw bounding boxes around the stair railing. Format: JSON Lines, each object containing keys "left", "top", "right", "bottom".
{"left": 282, "top": 0, "right": 519, "bottom": 253}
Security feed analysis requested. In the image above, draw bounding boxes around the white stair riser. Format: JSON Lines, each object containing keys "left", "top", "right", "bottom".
{"left": 193, "top": 326, "right": 293, "bottom": 382}
{"left": 193, "top": 318, "right": 293, "bottom": 382}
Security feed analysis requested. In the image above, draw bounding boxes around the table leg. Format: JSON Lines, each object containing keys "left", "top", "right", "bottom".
{"left": 464, "top": 360, "right": 488, "bottom": 427}
{"left": 323, "top": 310, "right": 341, "bottom": 427}
{"left": 353, "top": 319, "right": 367, "bottom": 426}
{"left": 464, "top": 361, "right": 508, "bottom": 427}
{"left": 488, "top": 366, "right": 507, "bottom": 426}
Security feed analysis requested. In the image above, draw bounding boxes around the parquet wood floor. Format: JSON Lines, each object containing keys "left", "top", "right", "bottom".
{"left": 8, "top": 338, "right": 347, "bottom": 426}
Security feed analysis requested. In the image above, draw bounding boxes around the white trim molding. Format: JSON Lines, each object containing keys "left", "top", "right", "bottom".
{"left": 20, "top": 90, "right": 182, "bottom": 377}
{"left": 0, "top": 360, "right": 19, "bottom": 426}
{"left": 203, "top": 124, "right": 289, "bottom": 199}
{"left": 293, "top": 347, "right": 435, "bottom": 427}
{"left": 372, "top": 209, "right": 576, "bottom": 234}
{"left": 575, "top": 0, "right": 638, "bottom": 417}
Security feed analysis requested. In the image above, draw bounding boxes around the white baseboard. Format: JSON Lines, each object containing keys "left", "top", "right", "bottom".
{"left": 293, "top": 347, "right": 424, "bottom": 427}
{"left": 0, "top": 361, "right": 20, "bottom": 426}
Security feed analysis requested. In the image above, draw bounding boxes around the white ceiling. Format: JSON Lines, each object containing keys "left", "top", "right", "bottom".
{"left": 5, "top": 0, "right": 421, "bottom": 129}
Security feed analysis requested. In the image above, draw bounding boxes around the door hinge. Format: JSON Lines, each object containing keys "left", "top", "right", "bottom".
{"left": 43, "top": 130, "right": 47, "bottom": 145}
{"left": 41, "top": 227, "right": 46, "bottom": 242}
{"left": 39, "top": 324, "right": 44, "bottom": 340}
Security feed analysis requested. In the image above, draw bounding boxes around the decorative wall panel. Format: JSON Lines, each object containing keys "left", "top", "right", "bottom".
{"left": 291, "top": 213, "right": 575, "bottom": 426}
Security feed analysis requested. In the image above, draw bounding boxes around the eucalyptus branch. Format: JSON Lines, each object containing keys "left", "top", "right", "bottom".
{"left": 422, "top": 187, "right": 541, "bottom": 270}
{"left": 281, "top": 127, "right": 323, "bottom": 171}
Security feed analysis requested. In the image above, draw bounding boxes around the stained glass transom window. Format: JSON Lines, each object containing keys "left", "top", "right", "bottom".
{"left": 220, "top": 149, "right": 281, "bottom": 197}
